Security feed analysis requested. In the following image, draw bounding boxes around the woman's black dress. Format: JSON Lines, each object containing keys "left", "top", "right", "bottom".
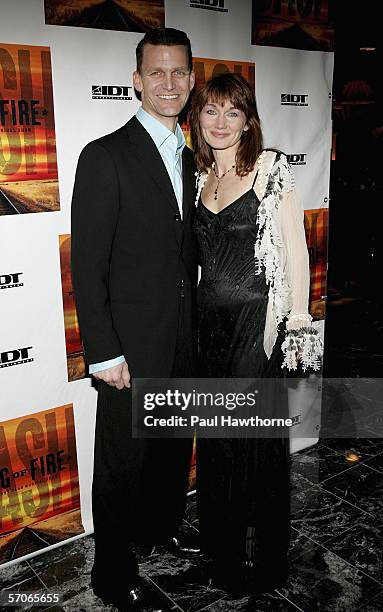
{"left": 194, "top": 183, "right": 291, "bottom": 588}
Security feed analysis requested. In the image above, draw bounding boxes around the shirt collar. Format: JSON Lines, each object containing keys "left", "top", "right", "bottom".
{"left": 136, "top": 107, "right": 185, "bottom": 155}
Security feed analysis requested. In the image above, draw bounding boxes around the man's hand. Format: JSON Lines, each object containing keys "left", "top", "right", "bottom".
{"left": 93, "top": 361, "right": 131, "bottom": 390}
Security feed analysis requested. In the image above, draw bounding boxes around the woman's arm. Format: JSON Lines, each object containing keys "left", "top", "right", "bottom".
{"left": 279, "top": 167, "right": 323, "bottom": 371}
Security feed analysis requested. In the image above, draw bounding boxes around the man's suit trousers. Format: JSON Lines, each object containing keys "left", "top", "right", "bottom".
{"left": 91, "top": 298, "right": 194, "bottom": 586}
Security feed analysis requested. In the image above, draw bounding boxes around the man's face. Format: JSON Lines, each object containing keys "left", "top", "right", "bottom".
{"left": 133, "top": 44, "right": 195, "bottom": 130}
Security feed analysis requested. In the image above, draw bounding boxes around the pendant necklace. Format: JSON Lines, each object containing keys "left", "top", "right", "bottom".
{"left": 212, "top": 162, "right": 236, "bottom": 200}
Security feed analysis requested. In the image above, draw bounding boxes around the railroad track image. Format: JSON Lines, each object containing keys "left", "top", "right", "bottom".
{"left": 0, "top": 188, "right": 22, "bottom": 215}
{"left": 0, "top": 508, "right": 85, "bottom": 564}
{"left": 0, "top": 526, "right": 55, "bottom": 565}
{"left": 9, "top": 526, "right": 53, "bottom": 561}
{"left": 45, "top": 0, "right": 163, "bottom": 33}
{"left": 85, "top": 0, "right": 146, "bottom": 31}
{"left": 0, "top": 182, "right": 60, "bottom": 216}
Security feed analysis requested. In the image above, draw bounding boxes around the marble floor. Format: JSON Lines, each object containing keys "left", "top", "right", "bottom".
{"left": 1, "top": 416, "right": 382, "bottom": 612}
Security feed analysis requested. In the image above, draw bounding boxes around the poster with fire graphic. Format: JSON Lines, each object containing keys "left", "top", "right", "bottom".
{"left": 252, "top": 0, "right": 334, "bottom": 51}
{"left": 305, "top": 207, "right": 328, "bottom": 321}
{"left": 44, "top": 0, "right": 164, "bottom": 33}
{"left": 182, "top": 57, "right": 255, "bottom": 145}
{"left": 59, "top": 235, "right": 86, "bottom": 382}
{"left": 0, "top": 43, "right": 60, "bottom": 217}
{"left": 0, "top": 404, "right": 84, "bottom": 565}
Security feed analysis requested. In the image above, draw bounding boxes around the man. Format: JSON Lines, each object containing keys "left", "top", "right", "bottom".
{"left": 71, "top": 28, "right": 197, "bottom": 611}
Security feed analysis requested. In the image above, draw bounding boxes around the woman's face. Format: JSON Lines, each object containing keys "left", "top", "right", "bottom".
{"left": 199, "top": 98, "right": 248, "bottom": 151}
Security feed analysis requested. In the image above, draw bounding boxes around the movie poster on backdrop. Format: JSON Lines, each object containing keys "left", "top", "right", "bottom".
{"left": 251, "top": 0, "right": 334, "bottom": 50}
{"left": 304, "top": 208, "right": 328, "bottom": 321}
{"left": 44, "top": 0, "right": 165, "bottom": 33}
{"left": 0, "top": 404, "right": 84, "bottom": 565}
{"left": 59, "top": 235, "right": 85, "bottom": 382}
{"left": 0, "top": 43, "right": 60, "bottom": 216}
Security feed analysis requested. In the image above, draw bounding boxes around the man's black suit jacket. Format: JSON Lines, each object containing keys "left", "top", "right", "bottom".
{"left": 71, "top": 116, "right": 197, "bottom": 378}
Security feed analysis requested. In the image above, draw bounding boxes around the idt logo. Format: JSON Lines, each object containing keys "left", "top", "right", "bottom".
{"left": 0, "top": 273, "right": 23, "bottom": 290}
{"left": 92, "top": 85, "right": 133, "bottom": 100}
{"left": 0, "top": 347, "right": 34, "bottom": 369}
{"left": 287, "top": 154, "right": 307, "bottom": 166}
{"left": 281, "top": 94, "right": 308, "bottom": 106}
{"left": 190, "top": 0, "right": 228, "bottom": 13}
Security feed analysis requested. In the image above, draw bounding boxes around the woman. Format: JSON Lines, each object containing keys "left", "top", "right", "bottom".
{"left": 190, "top": 73, "right": 322, "bottom": 595}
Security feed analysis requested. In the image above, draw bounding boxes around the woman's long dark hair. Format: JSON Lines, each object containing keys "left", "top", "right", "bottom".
{"left": 190, "top": 73, "right": 263, "bottom": 176}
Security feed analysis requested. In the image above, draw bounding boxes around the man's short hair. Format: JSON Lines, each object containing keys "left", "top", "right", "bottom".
{"left": 136, "top": 28, "right": 193, "bottom": 73}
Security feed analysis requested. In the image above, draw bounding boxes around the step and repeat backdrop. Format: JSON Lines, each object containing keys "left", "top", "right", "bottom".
{"left": 0, "top": 0, "right": 333, "bottom": 568}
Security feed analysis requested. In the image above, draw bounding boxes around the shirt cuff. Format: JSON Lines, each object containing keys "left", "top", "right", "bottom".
{"left": 89, "top": 355, "right": 125, "bottom": 374}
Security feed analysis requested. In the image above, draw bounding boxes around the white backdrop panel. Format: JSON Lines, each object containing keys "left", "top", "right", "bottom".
{"left": 165, "top": 0, "right": 253, "bottom": 61}
{"left": 253, "top": 45, "right": 333, "bottom": 211}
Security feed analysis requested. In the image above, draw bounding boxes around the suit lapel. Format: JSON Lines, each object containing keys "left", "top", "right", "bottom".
{"left": 126, "top": 117, "right": 179, "bottom": 216}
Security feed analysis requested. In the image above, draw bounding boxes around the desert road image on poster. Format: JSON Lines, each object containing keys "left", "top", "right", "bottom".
{"left": 44, "top": 0, "right": 164, "bottom": 33}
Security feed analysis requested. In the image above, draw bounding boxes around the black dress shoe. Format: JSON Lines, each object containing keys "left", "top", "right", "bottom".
{"left": 250, "top": 567, "right": 288, "bottom": 594}
{"left": 93, "top": 583, "right": 144, "bottom": 611}
{"left": 127, "top": 586, "right": 143, "bottom": 609}
{"left": 209, "top": 559, "right": 288, "bottom": 597}
{"left": 208, "top": 561, "right": 247, "bottom": 598}
{"left": 166, "top": 536, "right": 201, "bottom": 556}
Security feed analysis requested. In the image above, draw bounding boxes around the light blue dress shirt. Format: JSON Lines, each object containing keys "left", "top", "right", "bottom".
{"left": 89, "top": 107, "right": 186, "bottom": 374}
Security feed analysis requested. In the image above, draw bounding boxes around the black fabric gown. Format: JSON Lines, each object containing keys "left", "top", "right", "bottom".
{"left": 194, "top": 180, "right": 291, "bottom": 588}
